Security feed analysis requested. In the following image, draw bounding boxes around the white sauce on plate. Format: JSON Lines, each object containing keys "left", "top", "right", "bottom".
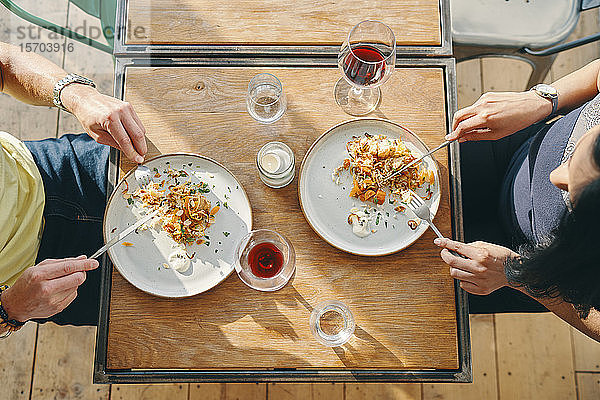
{"left": 348, "top": 207, "right": 372, "bottom": 238}
{"left": 168, "top": 246, "right": 191, "bottom": 273}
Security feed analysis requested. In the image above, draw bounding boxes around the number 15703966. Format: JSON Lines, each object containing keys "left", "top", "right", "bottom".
{"left": 19, "top": 42, "right": 74, "bottom": 53}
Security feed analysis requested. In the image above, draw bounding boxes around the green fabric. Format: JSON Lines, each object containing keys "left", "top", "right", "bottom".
{"left": 70, "top": 0, "right": 116, "bottom": 46}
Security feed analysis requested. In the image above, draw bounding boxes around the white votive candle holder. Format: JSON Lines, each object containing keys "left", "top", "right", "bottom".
{"left": 257, "top": 142, "right": 295, "bottom": 188}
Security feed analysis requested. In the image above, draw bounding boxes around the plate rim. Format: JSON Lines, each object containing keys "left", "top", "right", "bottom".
{"left": 103, "top": 152, "right": 253, "bottom": 298}
{"left": 298, "top": 118, "right": 440, "bottom": 257}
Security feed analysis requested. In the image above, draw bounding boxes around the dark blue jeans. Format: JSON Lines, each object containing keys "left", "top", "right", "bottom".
{"left": 25, "top": 134, "right": 109, "bottom": 326}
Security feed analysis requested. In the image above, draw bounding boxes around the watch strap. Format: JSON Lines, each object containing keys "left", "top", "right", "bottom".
{"left": 0, "top": 285, "right": 25, "bottom": 338}
{"left": 52, "top": 73, "right": 96, "bottom": 112}
{"left": 531, "top": 84, "right": 558, "bottom": 117}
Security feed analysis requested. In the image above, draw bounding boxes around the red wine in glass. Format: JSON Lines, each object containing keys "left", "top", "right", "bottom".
{"left": 343, "top": 44, "right": 386, "bottom": 87}
{"left": 248, "top": 242, "right": 284, "bottom": 278}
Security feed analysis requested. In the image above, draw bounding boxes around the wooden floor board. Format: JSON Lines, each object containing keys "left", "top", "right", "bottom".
{"left": 456, "top": 59, "right": 482, "bottom": 109}
{"left": 189, "top": 383, "right": 267, "bottom": 399}
{"left": 268, "top": 383, "right": 342, "bottom": 400}
{"left": 577, "top": 372, "right": 600, "bottom": 400}
{"left": 423, "top": 315, "right": 498, "bottom": 400}
{"left": 31, "top": 324, "right": 109, "bottom": 400}
{"left": 344, "top": 383, "right": 422, "bottom": 400}
{"left": 0, "top": 323, "right": 37, "bottom": 400}
{"left": 495, "top": 313, "right": 576, "bottom": 400}
{"left": 572, "top": 327, "right": 600, "bottom": 372}
{"left": 111, "top": 384, "right": 188, "bottom": 400}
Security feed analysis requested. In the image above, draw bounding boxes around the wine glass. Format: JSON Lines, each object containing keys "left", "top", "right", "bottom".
{"left": 334, "top": 20, "right": 396, "bottom": 116}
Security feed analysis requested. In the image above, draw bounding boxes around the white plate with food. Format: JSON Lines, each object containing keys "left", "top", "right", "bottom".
{"left": 299, "top": 119, "right": 441, "bottom": 256}
{"left": 104, "top": 154, "right": 252, "bottom": 297}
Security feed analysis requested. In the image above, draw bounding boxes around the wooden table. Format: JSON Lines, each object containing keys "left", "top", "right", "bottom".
{"left": 93, "top": 57, "right": 470, "bottom": 383}
{"left": 113, "top": 0, "right": 451, "bottom": 56}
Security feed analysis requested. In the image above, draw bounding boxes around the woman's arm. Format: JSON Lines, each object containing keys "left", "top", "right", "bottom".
{"left": 448, "top": 59, "right": 600, "bottom": 142}
{"left": 434, "top": 238, "right": 600, "bottom": 342}
{"left": 516, "top": 286, "right": 600, "bottom": 341}
{"left": 0, "top": 42, "right": 147, "bottom": 162}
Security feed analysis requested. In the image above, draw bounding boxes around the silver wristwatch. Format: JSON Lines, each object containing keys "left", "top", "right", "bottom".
{"left": 52, "top": 73, "right": 96, "bottom": 112}
{"left": 530, "top": 84, "right": 559, "bottom": 117}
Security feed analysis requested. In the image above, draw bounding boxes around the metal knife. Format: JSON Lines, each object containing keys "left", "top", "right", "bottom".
{"left": 90, "top": 209, "right": 160, "bottom": 259}
{"left": 382, "top": 140, "right": 452, "bottom": 182}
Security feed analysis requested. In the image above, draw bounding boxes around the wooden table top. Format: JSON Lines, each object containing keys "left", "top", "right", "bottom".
{"left": 107, "top": 65, "right": 459, "bottom": 371}
{"left": 124, "top": 0, "right": 442, "bottom": 47}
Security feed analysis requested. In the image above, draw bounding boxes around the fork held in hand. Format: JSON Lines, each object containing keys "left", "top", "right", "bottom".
{"left": 404, "top": 189, "right": 444, "bottom": 239}
{"left": 404, "top": 190, "right": 466, "bottom": 258}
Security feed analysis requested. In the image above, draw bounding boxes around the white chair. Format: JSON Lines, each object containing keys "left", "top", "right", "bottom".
{"left": 451, "top": 0, "right": 600, "bottom": 88}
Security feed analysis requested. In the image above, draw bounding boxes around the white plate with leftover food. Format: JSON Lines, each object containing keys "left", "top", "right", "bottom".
{"left": 104, "top": 154, "right": 252, "bottom": 297}
{"left": 299, "top": 119, "right": 441, "bottom": 256}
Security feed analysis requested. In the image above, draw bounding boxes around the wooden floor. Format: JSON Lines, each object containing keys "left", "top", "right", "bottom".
{"left": 0, "top": 2, "right": 599, "bottom": 399}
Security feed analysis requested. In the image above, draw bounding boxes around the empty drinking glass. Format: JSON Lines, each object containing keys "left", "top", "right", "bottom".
{"left": 246, "top": 73, "right": 286, "bottom": 123}
{"left": 310, "top": 300, "right": 355, "bottom": 347}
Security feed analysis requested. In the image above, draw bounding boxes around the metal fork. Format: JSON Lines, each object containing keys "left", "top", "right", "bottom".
{"left": 134, "top": 164, "right": 152, "bottom": 187}
{"left": 404, "top": 189, "right": 444, "bottom": 239}
{"left": 404, "top": 190, "right": 466, "bottom": 258}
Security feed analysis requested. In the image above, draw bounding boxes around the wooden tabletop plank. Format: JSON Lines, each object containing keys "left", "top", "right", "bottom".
{"left": 107, "top": 66, "right": 458, "bottom": 370}
{"left": 125, "top": 0, "right": 441, "bottom": 46}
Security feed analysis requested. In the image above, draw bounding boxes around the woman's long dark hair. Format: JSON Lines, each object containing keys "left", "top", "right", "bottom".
{"left": 505, "top": 133, "right": 600, "bottom": 318}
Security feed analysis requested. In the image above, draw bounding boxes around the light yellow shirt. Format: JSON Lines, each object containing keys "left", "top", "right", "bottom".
{"left": 0, "top": 131, "right": 44, "bottom": 286}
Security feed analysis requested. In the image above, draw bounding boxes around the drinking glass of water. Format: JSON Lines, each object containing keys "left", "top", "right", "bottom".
{"left": 310, "top": 300, "right": 355, "bottom": 347}
{"left": 246, "top": 73, "right": 286, "bottom": 123}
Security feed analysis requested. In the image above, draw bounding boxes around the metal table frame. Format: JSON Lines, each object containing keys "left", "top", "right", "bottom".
{"left": 93, "top": 56, "right": 470, "bottom": 384}
{"left": 112, "top": 0, "right": 452, "bottom": 57}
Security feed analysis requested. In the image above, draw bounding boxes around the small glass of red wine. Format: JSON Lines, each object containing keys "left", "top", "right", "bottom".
{"left": 235, "top": 229, "right": 296, "bottom": 291}
{"left": 334, "top": 20, "right": 396, "bottom": 116}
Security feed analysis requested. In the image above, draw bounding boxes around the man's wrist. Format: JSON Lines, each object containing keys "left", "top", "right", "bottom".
{"left": 60, "top": 84, "right": 99, "bottom": 115}
{"left": 0, "top": 287, "right": 25, "bottom": 322}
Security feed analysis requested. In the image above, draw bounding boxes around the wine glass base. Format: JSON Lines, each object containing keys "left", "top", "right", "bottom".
{"left": 334, "top": 78, "right": 381, "bottom": 116}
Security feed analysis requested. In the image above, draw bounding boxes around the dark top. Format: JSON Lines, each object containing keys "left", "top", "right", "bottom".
{"left": 500, "top": 104, "right": 585, "bottom": 245}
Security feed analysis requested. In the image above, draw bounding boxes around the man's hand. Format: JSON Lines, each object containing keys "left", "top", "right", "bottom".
{"left": 447, "top": 91, "right": 552, "bottom": 143}
{"left": 62, "top": 85, "right": 147, "bottom": 163}
{"left": 434, "top": 238, "right": 519, "bottom": 295}
{"left": 1, "top": 256, "right": 98, "bottom": 321}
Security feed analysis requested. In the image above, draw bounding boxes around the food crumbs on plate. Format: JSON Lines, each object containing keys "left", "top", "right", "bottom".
{"left": 121, "top": 242, "right": 134, "bottom": 247}
{"left": 223, "top": 231, "right": 230, "bottom": 237}
{"left": 407, "top": 220, "right": 419, "bottom": 230}
{"left": 163, "top": 263, "right": 170, "bottom": 269}
{"left": 111, "top": 227, "right": 117, "bottom": 233}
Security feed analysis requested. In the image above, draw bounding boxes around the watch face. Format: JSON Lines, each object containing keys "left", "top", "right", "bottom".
{"left": 534, "top": 84, "right": 557, "bottom": 97}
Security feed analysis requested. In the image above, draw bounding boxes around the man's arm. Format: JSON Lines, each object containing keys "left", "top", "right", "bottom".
{"left": 0, "top": 42, "right": 147, "bottom": 162}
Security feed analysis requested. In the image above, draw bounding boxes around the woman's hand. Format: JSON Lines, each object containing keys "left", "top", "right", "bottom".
{"left": 434, "top": 238, "right": 519, "bottom": 295}
{"left": 447, "top": 91, "right": 552, "bottom": 142}
{"left": 62, "top": 85, "right": 147, "bottom": 163}
{"left": 0, "top": 256, "right": 98, "bottom": 322}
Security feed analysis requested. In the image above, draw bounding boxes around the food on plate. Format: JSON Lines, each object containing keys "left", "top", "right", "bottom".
{"left": 347, "top": 207, "right": 372, "bottom": 238}
{"left": 168, "top": 246, "right": 192, "bottom": 273}
{"left": 334, "top": 133, "right": 434, "bottom": 205}
{"left": 125, "top": 166, "right": 219, "bottom": 251}
{"left": 333, "top": 133, "right": 435, "bottom": 237}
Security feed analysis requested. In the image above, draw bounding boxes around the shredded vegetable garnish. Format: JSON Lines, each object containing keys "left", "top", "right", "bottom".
{"left": 334, "top": 133, "right": 434, "bottom": 206}
{"left": 128, "top": 167, "right": 218, "bottom": 246}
